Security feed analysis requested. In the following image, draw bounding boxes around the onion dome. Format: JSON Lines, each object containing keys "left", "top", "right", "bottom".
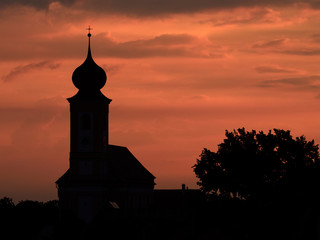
{"left": 72, "top": 32, "right": 106, "bottom": 92}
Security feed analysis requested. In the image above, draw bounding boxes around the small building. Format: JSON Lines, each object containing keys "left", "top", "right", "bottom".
{"left": 56, "top": 32, "right": 155, "bottom": 223}
{"left": 153, "top": 185, "right": 204, "bottom": 210}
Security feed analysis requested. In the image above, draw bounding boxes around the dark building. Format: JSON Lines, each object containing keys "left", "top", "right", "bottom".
{"left": 56, "top": 32, "right": 155, "bottom": 223}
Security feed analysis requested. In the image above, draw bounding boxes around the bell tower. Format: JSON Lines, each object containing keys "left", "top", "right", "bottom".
{"left": 67, "top": 31, "right": 112, "bottom": 177}
{"left": 69, "top": 30, "right": 111, "bottom": 153}
{"left": 56, "top": 29, "right": 155, "bottom": 224}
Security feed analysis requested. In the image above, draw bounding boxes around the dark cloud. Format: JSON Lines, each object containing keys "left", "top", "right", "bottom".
{"left": 0, "top": 0, "right": 50, "bottom": 9}
{"left": 258, "top": 75, "right": 320, "bottom": 90}
{"left": 252, "top": 38, "right": 288, "bottom": 48}
{"left": 311, "top": 33, "right": 320, "bottom": 42}
{"left": 254, "top": 65, "right": 297, "bottom": 74}
{"left": 281, "top": 49, "right": 320, "bottom": 56}
{"left": 72, "top": 0, "right": 320, "bottom": 16}
{"left": 1, "top": 0, "right": 319, "bottom": 16}
{"left": 0, "top": 0, "right": 75, "bottom": 9}
{"left": 249, "top": 38, "right": 320, "bottom": 56}
{"left": 2, "top": 61, "right": 60, "bottom": 82}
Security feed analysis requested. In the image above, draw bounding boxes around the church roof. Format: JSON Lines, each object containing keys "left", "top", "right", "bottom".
{"left": 71, "top": 32, "right": 107, "bottom": 94}
{"left": 68, "top": 31, "right": 111, "bottom": 103}
{"left": 56, "top": 145, "right": 155, "bottom": 187}
{"left": 106, "top": 144, "right": 155, "bottom": 181}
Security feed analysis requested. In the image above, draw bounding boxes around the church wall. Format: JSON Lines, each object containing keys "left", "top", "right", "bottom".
{"left": 58, "top": 186, "right": 110, "bottom": 223}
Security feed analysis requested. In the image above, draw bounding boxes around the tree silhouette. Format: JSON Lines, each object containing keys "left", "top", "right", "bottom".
{"left": 193, "top": 128, "right": 320, "bottom": 202}
{"left": 0, "top": 198, "right": 60, "bottom": 239}
{"left": 0, "top": 197, "right": 14, "bottom": 209}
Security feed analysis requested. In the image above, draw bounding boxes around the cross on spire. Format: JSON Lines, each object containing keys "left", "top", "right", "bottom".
{"left": 87, "top": 25, "right": 92, "bottom": 37}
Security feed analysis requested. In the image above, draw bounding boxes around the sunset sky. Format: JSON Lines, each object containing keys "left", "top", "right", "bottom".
{"left": 1, "top": 0, "right": 320, "bottom": 202}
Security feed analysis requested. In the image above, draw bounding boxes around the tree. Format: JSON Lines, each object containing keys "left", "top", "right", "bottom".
{"left": 0, "top": 197, "right": 14, "bottom": 209}
{"left": 193, "top": 128, "right": 320, "bottom": 202}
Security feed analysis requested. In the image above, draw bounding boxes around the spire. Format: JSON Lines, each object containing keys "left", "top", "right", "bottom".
{"left": 71, "top": 27, "right": 107, "bottom": 93}
{"left": 87, "top": 25, "right": 92, "bottom": 59}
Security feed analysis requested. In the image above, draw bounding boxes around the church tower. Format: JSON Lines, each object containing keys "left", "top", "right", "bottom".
{"left": 68, "top": 30, "right": 111, "bottom": 173}
{"left": 56, "top": 30, "right": 155, "bottom": 223}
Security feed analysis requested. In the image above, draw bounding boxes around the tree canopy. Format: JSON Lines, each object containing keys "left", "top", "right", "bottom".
{"left": 193, "top": 128, "right": 320, "bottom": 202}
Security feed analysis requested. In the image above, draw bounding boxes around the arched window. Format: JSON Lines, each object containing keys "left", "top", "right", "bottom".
{"left": 80, "top": 113, "right": 91, "bottom": 130}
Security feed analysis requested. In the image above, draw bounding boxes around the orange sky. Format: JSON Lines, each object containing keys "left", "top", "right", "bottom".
{"left": 1, "top": 0, "right": 320, "bottom": 202}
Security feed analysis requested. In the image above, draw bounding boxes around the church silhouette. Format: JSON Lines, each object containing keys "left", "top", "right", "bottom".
{"left": 56, "top": 31, "right": 155, "bottom": 223}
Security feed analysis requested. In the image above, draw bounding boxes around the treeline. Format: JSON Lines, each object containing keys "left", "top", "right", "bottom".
{"left": 1, "top": 196, "right": 319, "bottom": 240}
{"left": 0, "top": 197, "right": 59, "bottom": 239}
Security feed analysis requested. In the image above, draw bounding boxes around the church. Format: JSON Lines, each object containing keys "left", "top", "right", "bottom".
{"left": 56, "top": 31, "right": 156, "bottom": 223}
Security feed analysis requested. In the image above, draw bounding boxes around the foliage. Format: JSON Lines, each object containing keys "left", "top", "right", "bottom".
{"left": 193, "top": 128, "right": 320, "bottom": 201}
{"left": 0, "top": 197, "right": 14, "bottom": 209}
{"left": 0, "top": 198, "right": 59, "bottom": 239}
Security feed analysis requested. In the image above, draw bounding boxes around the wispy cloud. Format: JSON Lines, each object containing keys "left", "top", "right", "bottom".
{"left": 249, "top": 37, "right": 320, "bottom": 56}
{"left": 281, "top": 49, "right": 320, "bottom": 56}
{"left": 254, "top": 65, "right": 298, "bottom": 74}
{"left": 311, "top": 33, "right": 320, "bottom": 42}
{"left": 126, "top": 34, "right": 197, "bottom": 46}
{"left": 102, "top": 64, "right": 123, "bottom": 76}
{"left": 252, "top": 38, "right": 288, "bottom": 48}
{"left": 0, "top": 33, "right": 227, "bottom": 60}
{"left": 93, "top": 33, "right": 226, "bottom": 58}
{"left": 258, "top": 75, "right": 320, "bottom": 90}
{"left": 206, "top": 7, "right": 281, "bottom": 26}
{"left": 2, "top": 61, "right": 60, "bottom": 82}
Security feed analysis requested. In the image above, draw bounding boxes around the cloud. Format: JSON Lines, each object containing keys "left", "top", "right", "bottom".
{"left": 0, "top": 96, "right": 66, "bottom": 125}
{"left": 249, "top": 37, "right": 320, "bottom": 56}
{"left": 281, "top": 49, "right": 320, "bottom": 56}
{"left": 71, "top": 0, "right": 320, "bottom": 16}
{"left": 258, "top": 75, "right": 320, "bottom": 90}
{"left": 252, "top": 38, "right": 288, "bottom": 48}
{"left": 128, "top": 34, "right": 197, "bottom": 46}
{"left": 0, "top": 0, "right": 75, "bottom": 10}
{"left": 254, "top": 65, "right": 298, "bottom": 74}
{"left": 206, "top": 7, "right": 281, "bottom": 26}
{"left": 0, "top": 32, "right": 226, "bottom": 60}
{"left": 2, "top": 61, "right": 60, "bottom": 82}
{"left": 102, "top": 64, "right": 123, "bottom": 77}
{"left": 0, "top": 0, "right": 50, "bottom": 9}
{"left": 116, "top": 34, "right": 227, "bottom": 58}
{"left": 311, "top": 33, "right": 320, "bottom": 43}
{"left": 1, "top": 0, "right": 319, "bottom": 16}
{"left": 104, "top": 34, "right": 225, "bottom": 58}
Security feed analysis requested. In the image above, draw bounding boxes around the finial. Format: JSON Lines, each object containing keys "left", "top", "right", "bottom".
{"left": 86, "top": 25, "right": 92, "bottom": 59}
{"left": 87, "top": 25, "right": 92, "bottom": 38}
